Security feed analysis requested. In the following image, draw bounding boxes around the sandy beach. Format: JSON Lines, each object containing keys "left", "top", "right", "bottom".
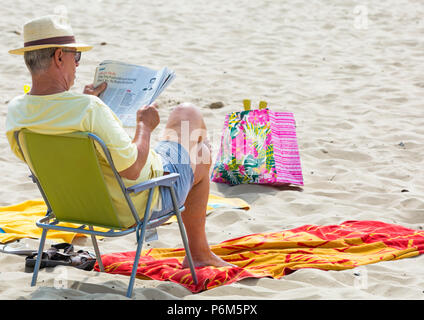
{"left": 0, "top": 0, "right": 423, "bottom": 300}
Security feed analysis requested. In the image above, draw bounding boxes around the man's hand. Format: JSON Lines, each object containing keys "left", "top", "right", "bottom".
{"left": 83, "top": 82, "right": 107, "bottom": 96}
{"left": 119, "top": 104, "right": 159, "bottom": 180}
{"left": 136, "top": 104, "right": 160, "bottom": 132}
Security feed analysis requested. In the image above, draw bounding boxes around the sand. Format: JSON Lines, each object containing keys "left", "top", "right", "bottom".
{"left": 0, "top": 0, "right": 423, "bottom": 300}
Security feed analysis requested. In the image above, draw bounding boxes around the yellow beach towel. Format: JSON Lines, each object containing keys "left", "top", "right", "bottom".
{"left": 0, "top": 199, "right": 78, "bottom": 244}
{"left": 0, "top": 195, "right": 250, "bottom": 244}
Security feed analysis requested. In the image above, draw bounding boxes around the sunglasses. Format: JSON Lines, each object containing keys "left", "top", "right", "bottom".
{"left": 51, "top": 48, "right": 82, "bottom": 63}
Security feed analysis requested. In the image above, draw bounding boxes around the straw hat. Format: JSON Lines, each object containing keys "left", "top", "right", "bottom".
{"left": 9, "top": 15, "right": 93, "bottom": 55}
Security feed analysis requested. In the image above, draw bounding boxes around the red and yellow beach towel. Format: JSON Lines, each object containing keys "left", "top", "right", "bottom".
{"left": 94, "top": 220, "right": 424, "bottom": 293}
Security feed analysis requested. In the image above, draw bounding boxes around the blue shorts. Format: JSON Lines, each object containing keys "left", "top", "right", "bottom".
{"left": 150, "top": 141, "right": 194, "bottom": 220}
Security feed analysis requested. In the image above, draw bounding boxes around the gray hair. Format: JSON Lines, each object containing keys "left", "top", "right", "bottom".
{"left": 24, "top": 47, "right": 58, "bottom": 74}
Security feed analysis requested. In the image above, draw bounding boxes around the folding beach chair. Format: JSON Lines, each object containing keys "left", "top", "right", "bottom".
{"left": 14, "top": 129, "right": 198, "bottom": 298}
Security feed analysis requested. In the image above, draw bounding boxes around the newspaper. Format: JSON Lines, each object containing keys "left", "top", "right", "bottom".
{"left": 93, "top": 60, "right": 175, "bottom": 127}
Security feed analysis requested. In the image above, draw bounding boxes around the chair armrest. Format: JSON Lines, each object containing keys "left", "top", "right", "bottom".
{"left": 126, "top": 173, "right": 180, "bottom": 194}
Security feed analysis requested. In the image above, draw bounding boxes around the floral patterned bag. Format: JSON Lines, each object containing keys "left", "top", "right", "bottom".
{"left": 211, "top": 104, "right": 303, "bottom": 186}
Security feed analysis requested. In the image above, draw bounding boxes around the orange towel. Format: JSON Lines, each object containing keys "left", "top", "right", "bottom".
{"left": 94, "top": 220, "right": 424, "bottom": 293}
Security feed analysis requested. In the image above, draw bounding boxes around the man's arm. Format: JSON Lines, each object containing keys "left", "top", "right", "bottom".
{"left": 119, "top": 105, "right": 160, "bottom": 180}
{"left": 83, "top": 82, "right": 160, "bottom": 180}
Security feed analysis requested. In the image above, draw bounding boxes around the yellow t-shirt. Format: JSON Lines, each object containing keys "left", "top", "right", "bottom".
{"left": 5, "top": 91, "right": 163, "bottom": 227}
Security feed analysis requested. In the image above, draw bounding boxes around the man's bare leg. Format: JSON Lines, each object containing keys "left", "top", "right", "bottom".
{"left": 180, "top": 141, "right": 233, "bottom": 268}
{"left": 161, "top": 103, "right": 233, "bottom": 268}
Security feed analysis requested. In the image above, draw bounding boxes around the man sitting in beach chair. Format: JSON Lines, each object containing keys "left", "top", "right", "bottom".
{"left": 6, "top": 15, "right": 231, "bottom": 269}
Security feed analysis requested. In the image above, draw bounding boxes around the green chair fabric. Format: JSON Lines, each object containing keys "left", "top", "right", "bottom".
{"left": 20, "top": 131, "right": 123, "bottom": 228}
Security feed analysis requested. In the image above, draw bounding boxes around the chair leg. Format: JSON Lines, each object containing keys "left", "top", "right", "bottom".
{"left": 169, "top": 186, "right": 198, "bottom": 285}
{"left": 127, "top": 189, "right": 154, "bottom": 298}
{"left": 89, "top": 226, "right": 104, "bottom": 272}
{"left": 31, "top": 228, "right": 48, "bottom": 286}
{"left": 126, "top": 225, "right": 145, "bottom": 298}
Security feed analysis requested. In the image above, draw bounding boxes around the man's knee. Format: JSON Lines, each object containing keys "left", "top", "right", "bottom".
{"left": 171, "top": 103, "right": 203, "bottom": 123}
{"left": 166, "top": 103, "right": 207, "bottom": 141}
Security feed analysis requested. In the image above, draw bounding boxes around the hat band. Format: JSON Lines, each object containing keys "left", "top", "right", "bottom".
{"left": 24, "top": 35, "right": 76, "bottom": 47}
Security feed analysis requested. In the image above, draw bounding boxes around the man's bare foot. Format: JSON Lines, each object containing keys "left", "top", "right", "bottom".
{"left": 182, "top": 252, "right": 236, "bottom": 269}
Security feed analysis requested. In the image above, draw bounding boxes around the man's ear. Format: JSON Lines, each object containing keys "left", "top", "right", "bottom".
{"left": 53, "top": 48, "right": 63, "bottom": 66}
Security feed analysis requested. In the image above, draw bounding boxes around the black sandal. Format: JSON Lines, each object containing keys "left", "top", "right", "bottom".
{"left": 25, "top": 243, "right": 96, "bottom": 271}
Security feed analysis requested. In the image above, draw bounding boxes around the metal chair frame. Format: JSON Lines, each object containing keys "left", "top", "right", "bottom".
{"left": 14, "top": 130, "right": 198, "bottom": 298}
